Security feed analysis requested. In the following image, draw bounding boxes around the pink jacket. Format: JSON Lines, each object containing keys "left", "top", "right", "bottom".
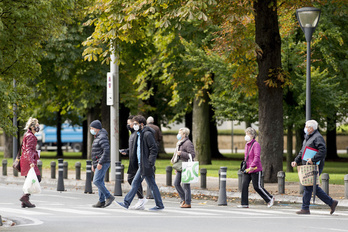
{"left": 20, "top": 130, "right": 40, "bottom": 176}
{"left": 244, "top": 139, "right": 262, "bottom": 173}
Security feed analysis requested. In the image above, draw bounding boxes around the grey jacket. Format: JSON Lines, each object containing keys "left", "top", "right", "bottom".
{"left": 178, "top": 138, "right": 196, "bottom": 161}
{"left": 91, "top": 128, "right": 110, "bottom": 168}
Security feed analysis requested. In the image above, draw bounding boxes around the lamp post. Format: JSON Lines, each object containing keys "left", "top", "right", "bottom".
{"left": 296, "top": 7, "right": 321, "bottom": 121}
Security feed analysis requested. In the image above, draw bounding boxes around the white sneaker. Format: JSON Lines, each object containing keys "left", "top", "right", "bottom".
{"left": 237, "top": 205, "right": 249, "bottom": 208}
{"left": 267, "top": 197, "right": 275, "bottom": 208}
{"left": 133, "top": 198, "right": 148, "bottom": 210}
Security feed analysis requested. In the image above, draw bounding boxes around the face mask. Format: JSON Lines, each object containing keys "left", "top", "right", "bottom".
{"left": 304, "top": 127, "right": 308, "bottom": 135}
{"left": 34, "top": 126, "right": 40, "bottom": 132}
{"left": 177, "top": 134, "right": 182, "bottom": 140}
{"left": 133, "top": 124, "right": 140, "bottom": 131}
{"left": 90, "top": 129, "right": 96, "bottom": 135}
{"left": 244, "top": 135, "right": 251, "bottom": 142}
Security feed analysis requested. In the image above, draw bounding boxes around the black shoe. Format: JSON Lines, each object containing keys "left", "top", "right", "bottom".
{"left": 330, "top": 200, "right": 338, "bottom": 215}
{"left": 104, "top": 195, "right": 115, "bottom": 208}
{"left": 296, "top": 209, "right": 310, "bottom": 214}
{"left": 92, "top": 201, "right": 105, "bottom": 208}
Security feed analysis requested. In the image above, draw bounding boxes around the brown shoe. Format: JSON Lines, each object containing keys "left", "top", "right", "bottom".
{"left": 180, "top": 201, "right": 185, "bottom": 207}
{"left": 296, "top": 209, "right": 310, "bottom": 214}
{"left": 330, "top": 200, "right": 338, "bottom": 215}
{"left": 20, "top": 194, "right": 36, "bottom": 208}
{"left": 181, "top": 204, "right": 191, "bottom": 208}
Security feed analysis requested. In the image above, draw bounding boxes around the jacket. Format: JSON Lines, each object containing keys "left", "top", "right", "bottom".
{"left": 244, "top": 139, "right": 262, "bottom": 174}
{"left": 295, "top": 130, "right": 326, "bottom": 172}
{"left": 91, "top": 128, "right": 110, "bottom": 169}
{"left": 178, "top": 138, "right": 195, "bottom": 161}
{"left": 128, "top": 126, "right": 158, "bottom": 176}
{"left": 147, "top": 123, "right": 162, "bottom": 147}
{"left": 20, "top": 130, "right": 40, "bottom": 176}
{"left": 126, "top": 130, "right": 137, "bottom": 174}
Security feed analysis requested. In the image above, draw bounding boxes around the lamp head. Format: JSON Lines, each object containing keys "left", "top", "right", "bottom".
{"left": 296, "top": 7, "right": 321, "bottom": 42}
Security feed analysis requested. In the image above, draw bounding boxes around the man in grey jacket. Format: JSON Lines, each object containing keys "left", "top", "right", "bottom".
{"left": 291, "top": 120, "right": 338, "bottom": 215}
{"left": 90, "top": 120, "right": 115, "bottom": 208}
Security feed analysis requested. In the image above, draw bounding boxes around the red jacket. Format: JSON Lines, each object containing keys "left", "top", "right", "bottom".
{"left": 20, "top": 130, "right": 40, "bottom": 176}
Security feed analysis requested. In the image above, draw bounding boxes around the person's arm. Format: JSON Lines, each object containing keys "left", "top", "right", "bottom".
{"left": 98, "top": 137, "right": 110, "bottom": 168}
{"left": 146, "top": 132, "right": 158, "bottom": 166}
{"left": 179, "top": 141, "right": 195, "bottom": 160}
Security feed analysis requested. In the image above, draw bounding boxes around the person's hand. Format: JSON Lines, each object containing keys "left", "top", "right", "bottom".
{"left": 30, "top": 163, "right": 35, "bottom": 168}
{"left": 97, "top": 163, "right": 102, "bottom": 170}
{"left": 91, "top": 166, "right": 95, "bottom": 172}
{"left": 291, "top": 161, "right": 297, "bottom": 167}
{"left": 306, "top": 158, "right": 313, "bottom": 165}
{"left": 177, "top": 151, "right": 181, "bottom": 156}
{"left": 121, "top": 152, "right": 126, "bottom": 155}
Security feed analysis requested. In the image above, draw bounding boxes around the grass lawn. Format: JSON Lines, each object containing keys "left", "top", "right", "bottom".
{"left": 1, "top": 151, "right": 347, "bottom": 185}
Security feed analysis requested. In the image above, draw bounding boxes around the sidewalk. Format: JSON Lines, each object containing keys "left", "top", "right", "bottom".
{"left": 1, "top": 167, "right": 347, "bottom": 207}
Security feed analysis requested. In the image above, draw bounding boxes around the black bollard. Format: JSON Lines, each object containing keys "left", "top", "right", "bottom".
{"left": 57, "top": 159, "right": 65, "bottom": 191}
{"left": 13, "top": 168, "right": 19, "bottom": 177}
{"left": 237, "top": 169, "right": 243, "bottom": 192}
{"left": 121, "top": 164, "right": 124, "bottom": 183}
{"left": 299, "top": 182, "right": 304, "bottom": 194}
{"left": 37, "top": 160, "right": 43, "bottom": 178}
{"left": 321, "top": 173, "right": 329, "bottom": 195}
{"left": 200, "top": 168, "right": 207, "bottom": 189}
{"left": 218, "top": 169, "right": 221, "bottom": 189}
{"left": 51, "top": 161, "right": 56, "bottom": 179}
{"left": 2, "top": 159, "right": 7, "bottom": 176}
{"left": 104, "top": 167, "right": 109, "bottom": 182}
{"left": 235, "top": 147, "right": 238, "bottom": 153}
{"left": 166, "top": 166, "right": 172, "bottom": 186}
{"left": 75, "top": 162, "right": 81, "bottom": 180}
{"left": 84, "top": 160, "right": 93, "bottom": 194}
{"left": 114, "top": 161, "right": 122, "bottom": 196}
{"left": 146, "top": 166, "right": 156, "bottom": 199}
{"left": 218, "top": 167, "right": 227, "bottom": 206}
{"left": 63, "top": 161, "right": 68, "bottom": 179}
{"left": 277, "top": 171, "right": 285, "bottom": 194}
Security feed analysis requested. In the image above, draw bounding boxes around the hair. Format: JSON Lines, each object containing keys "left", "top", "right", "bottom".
{"left": 147, "top": 116, "right": 154, "bottom": 124}
{"left": 133, "top": 115, "right": 147, "bottom": 125}
{"left": 306, "top": 120, "right": 318, "bottom": 130}
{"left": 128, "top": 115, "right": 134, "bottom": 120}
{"left": 24, "top": 117, "right": 39, "bottom": 130}
{"left": 179, "top": 127, "right": 190, "bottom": 137}
{"left": 245, "top": 127, "right": 257, "bottom": 138}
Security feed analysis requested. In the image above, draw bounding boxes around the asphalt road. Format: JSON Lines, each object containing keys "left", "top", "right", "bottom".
{"left": 1, "top": 183, "right": 348, "bottom": 232}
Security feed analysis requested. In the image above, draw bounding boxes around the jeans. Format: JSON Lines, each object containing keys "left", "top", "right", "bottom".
{"left": 241, "top": 171, "right": 272, "bottom": 206}
{"left": 127, "top": 173, "right": 144, "bottom": 199}
{"left": 174, "top": 171, "right": 191, "bottom": 204}
{"left": 124, "top": 168, "right": 164, "bottom": 208}
{"left": 93, "top": 163, "right": 111, "bottom": 203}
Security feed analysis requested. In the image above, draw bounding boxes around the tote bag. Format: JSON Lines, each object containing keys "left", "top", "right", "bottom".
{"left": 298, "top": 164, "right": 319, "bottom": 186}
{"left": 23, "top": 167, "right": 41, "bottom": 194}
{"left": 181, "top": 154, "right": 199, "bottom": 184}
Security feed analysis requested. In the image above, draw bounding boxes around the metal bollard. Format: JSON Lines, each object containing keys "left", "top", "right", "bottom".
{"left": 237, "top": 169, "right": 243, "bottom": 192}
{"left": 84, "top": 160, "right": 93, "bottom": 194}
{"left": 235, "top": 147, "right": 238, "bottom": 153}
{"left": 166, "top": 166, "right": 172, "bottom": 186}
{"left": 200, "top": 168, "right": 207, "bottom": 189}
{"left": 346, "top": 146, "right": 348, "bottom": 154}
{"left": 51, "top": 161, "right": 56, "bottom": 179}
{"left": 299, "top": 182, "right": 304, "bottom": 194}
{"left": 217, "top": 167, "right": 227, "bottom": 206}
{"left": 146, "top": 166, "right": 156, "bottom": 199}
{"left": 218, "top": 169, "right": 221, "bottom": 189}
{"left": 2, "top": 160, "right": 7, "bottom": 176}
{"left": 321, "top": 173, "right": 330, "bottom": 195}
{"left": 277, "top": 171, "right": 285, "bottom": 194}
{"left": 104, "top": 167, "right": 109, "bottom": 182}
{"left": 63, "top": 161, "right": 68, "bottom": 179}
{"left": 345, "top": 174, "right": 348, "bottom": 199}
{"left": 121, "top": 164, "right": 124, "bottom": 183}
{"left": 57, "top": 159, "right": 65, "bottom": 191}
{"left": 13, "top": 167, "right": 19, "bottom": 177}
{"left": 114, "top": 161, "right": 122, "bottom": 196}
{"left": 75, "top": 162, "right": 81, "bottom": 180}
{"left": 37, "top": 160, "right": 42, "bottom": 178}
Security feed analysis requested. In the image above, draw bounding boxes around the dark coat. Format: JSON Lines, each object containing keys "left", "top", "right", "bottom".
{"left": 147, "top": 123, "right": 162, "bottom": 147}
{"left": 178, "top": 138, "right": 195, "bottom": 161}
{"left": 91, "top": 128, "right": 110, "bottom": 169}
{"left": 128, "top": 126, "right": 158, "bottom": 176}
{"left": 295, "top": 130, "right": 326, "bottom": 172}
{"left": 126, "top": 131, "right": 137, "bottom": 174}
{"left": 20, "top": 130, "right": 40, "bottom": 176}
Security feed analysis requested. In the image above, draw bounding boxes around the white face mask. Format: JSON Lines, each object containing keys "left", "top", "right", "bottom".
{"left": 133, "top": 124, "right": 140, "bottom": 131}
{"left": 304, "top": 127, "right": 308, "bottom": 135}
{"left": 244, "top": 135, "right": 251, "bottom": 142}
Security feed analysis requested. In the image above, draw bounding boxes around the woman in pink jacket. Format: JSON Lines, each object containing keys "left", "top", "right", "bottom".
{"left": 238, "top": 127, "right": 274, "bottom": 208}
{"left": 19, "top": 117, "right": 41, "bottom": 208}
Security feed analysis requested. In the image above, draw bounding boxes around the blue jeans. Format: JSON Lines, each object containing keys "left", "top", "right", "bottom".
{"left": 124, "top": 168, "right": 164, "bottom": 208}
{"left": 93, "top": 163, "right": 111, "bottom": 203}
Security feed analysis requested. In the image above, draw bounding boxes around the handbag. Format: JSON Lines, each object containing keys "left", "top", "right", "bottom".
{"left": 240, "top": 140, "right": 255, "bottom": 173}
{"left": 12, "top": 142, "right": 23, "bottom": 172}
{"left": 298, "top": 164, "right": 320, "bottom": 186}
{"left": 172, "top": 160, "right": 183, "bottom": 172}
{"left": 181, "top": 154, "right": 199, "bottom": 184}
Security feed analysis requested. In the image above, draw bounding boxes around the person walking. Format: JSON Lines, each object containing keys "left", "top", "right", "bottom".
{"left": 120, "top": 115, "right": 148, "bottom": 210}
{"left": 291, "top": 120, "right": 338, "bottom": 215}
{"left": 19, "top": 117, "right": 41, "bottom": 208}
{"left": 146, "top": 116, "right": 162, "bottom": 151}
{"left": 116, "top": 115, "right": 164, "bottom": 211}
{"left": 172, "top": 127, "right": 195, "bottom": 208}
{"left": 90, "top": 120, "right": 115, "bottom": 208}
{"left": 238, "top": 127, "right": 274, "bottom": 208}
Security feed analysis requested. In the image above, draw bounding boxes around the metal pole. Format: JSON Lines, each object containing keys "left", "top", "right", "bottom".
{"left": 306, "top": 41, "right": 311, "bottom": 121}
{"left": 12, "top": 79, "right": 18, "bottom": 161}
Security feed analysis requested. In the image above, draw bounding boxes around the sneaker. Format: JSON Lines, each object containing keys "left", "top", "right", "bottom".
{"left": 237, "top": 205, "right": 249, "bottom": 208}
{"left": 104, "top": 195, "right": 115, "bottom": 208}
{"left": 92, "top": 201, "right": 105, "bottom": 208}
{"left": 115, "top": 201, "right": 128, "bottom": 210}
{"left": 133, "top": 198, "right": 148, "bottom": 210}
{"left": 267, "top": 197, "right": 275, "bottom": 208}
{"left": 148, "top": 206, "right": 164, "bottom": 211}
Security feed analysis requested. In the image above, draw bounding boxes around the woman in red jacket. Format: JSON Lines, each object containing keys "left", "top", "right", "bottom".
{"left": 19, "top": 117, "right": 41, "bottom": 208}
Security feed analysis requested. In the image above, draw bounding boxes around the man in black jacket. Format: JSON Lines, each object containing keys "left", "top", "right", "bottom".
{"left": 291, "top": 120, "right": 338, "bottom": 215}
{"left": 116, "top": 115, "right": 164, "bottom": 211}
{"left": 90, "top": 120, "right": 115, "bottom": 208}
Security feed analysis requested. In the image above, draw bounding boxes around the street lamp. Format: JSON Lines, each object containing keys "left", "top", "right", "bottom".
{"left": 296, "top": 7, "right": 321, "bottom": 121}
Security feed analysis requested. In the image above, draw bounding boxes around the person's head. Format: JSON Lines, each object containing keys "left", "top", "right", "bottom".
{"left": 132, "top": 115, "right": 146, "bottom": 132}
{"left": 177, "top": 127, "right": 190, "bottom": 140}
{"left": 90, "top": 120, "right": 102, "bottom": 136}
{"left": 24, "top": 117, "right": 40, "bottom": 133}
{"left": 127, "top": 115, "right": 134, "bottom": 131}
{"left": 147, "top": 116, "right": 154, "bottom": 124}
{"left": 305, "top": 120, "right": 318, "bottom": 135}
{"left": 245, "top": 127, "right": 257, "bottom": 142}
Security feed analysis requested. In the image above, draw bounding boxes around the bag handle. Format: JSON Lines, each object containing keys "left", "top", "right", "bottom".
{"left": 188, "top": 153, "right": 193, "bottom": 162}
{"left": 244, "top": 140, "right": 256, "bottom": 162}
{"left": 16, "top": 142, "right": 23, "bottom": 159}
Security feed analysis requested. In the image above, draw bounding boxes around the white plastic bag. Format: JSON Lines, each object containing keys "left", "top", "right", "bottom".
{"left": 181, "top": 154, "right": 199, "bottom": 184}
{"left": 23, "top": 167, "right": 41, "bottom": 194}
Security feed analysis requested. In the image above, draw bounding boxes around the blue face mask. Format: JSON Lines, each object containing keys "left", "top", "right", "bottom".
{"left": 177, "top": 134, "right": 182, "bottom": 140}
{"left": 90, "top": 129, "right": 97, "bottom": 135}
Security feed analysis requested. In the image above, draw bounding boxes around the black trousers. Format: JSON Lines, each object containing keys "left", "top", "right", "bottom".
{"left": 127, "top": 172, "right": 144, "bottom": 199}
{"left": 241, "top": 171, "right": 272, "bottom": 206}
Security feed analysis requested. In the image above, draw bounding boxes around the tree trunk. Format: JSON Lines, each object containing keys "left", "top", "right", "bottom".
{"left": 209, "top": 104, "right": 223, "bottom": 159}
{"left": 295, "top": 127, "right": 304, "bottom": 156}
{"left": 82, "top": 119, "right": 88, "bottom": 159}
{"left": 56, "top": 110, "right": 63, "bottom": 158}
{"left": 286, "top": 124, "right": 293, "bottom": 172}
{"left": 192, "top": 89, "right": 211, "bottom": 164}
{"left": 185, "top": 111, "right": 193, "bottom": 141}
{"left": 4, "top": 132, "right": 13, "bottom": 158}
{"left": 254, "top": 0, "right": 283, "bottom": 183}
{"left": 326, "top": 116, "right": 339, "bottom": 160}
{"left": 119, "top": 103, "right": 130, "bottom": 159}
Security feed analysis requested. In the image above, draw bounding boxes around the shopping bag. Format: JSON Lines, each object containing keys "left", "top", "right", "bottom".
{"left": 298, "top": 164, "right": 319, "bottom": 186}
{"left": 181, "top": 154, "right": 199, "bottom": 184}
{"left": 23, "top": 167, "right": 41, "bottom": 194}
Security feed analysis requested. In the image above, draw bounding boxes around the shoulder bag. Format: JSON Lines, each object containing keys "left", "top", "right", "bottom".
{"left": 240, "top": 140, "right": 255, "bottom": 173}
{"left": 12, "top": 142, "right": 23, "bottom": 172}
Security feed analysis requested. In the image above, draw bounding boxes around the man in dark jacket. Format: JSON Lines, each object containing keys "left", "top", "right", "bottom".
{"left": 90, "top": 120, "right": 115, "bottom": 208}
{"left": 116, "top": 115, "right": 164, "bottom": 211}
{"left": 291, "top": 120, "right": 338, "bottom": 215}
